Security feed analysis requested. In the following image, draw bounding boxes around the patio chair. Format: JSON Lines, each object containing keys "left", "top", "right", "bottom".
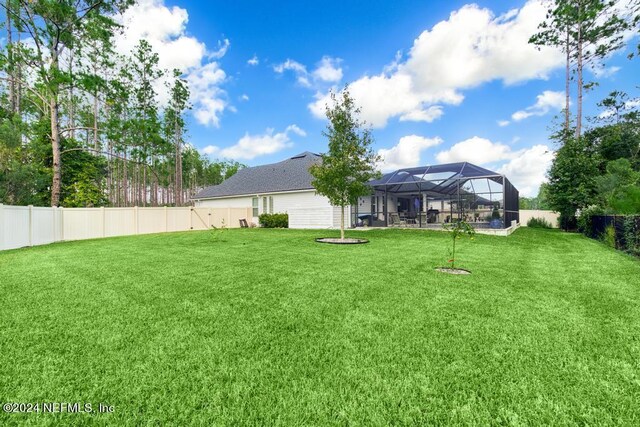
{"left": 389, "top": 213, "right": 406, "bottom": 227}
{"left": 418, "top": 212, "right": 427, "bottom": 226}
{"left": 239, "top": 219, "right": 249, "bottom": 228}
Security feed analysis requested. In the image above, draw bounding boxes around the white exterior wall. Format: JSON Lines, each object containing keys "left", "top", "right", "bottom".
{"left": 194, "top": 190, "right": 349, "bottom": 229}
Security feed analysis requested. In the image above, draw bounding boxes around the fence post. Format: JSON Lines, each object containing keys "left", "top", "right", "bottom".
{"left": 60, "top": 207, "right": 65, "bottom": 241}
{"left": 100, "top": 206, "right": 107, "bottom": 237}
{"left": 52, "top": 206, "right": 57, "bottom": 243}
{"left": 0, "top": 204, "right": 4, "bottom": 250}
{"left": 134, "top": 206, "right": 139, "bottom": 235}
{"left": 189, "top": 207, "right": 193, "bottom": 230}
{"left": 164, "top": 206, "right": 168, "bottom": 232}
{"left": 28, "top": 205, "right": 33, "bottom": 246}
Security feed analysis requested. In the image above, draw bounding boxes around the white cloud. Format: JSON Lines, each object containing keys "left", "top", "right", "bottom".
{"left": 498, "top": 145, "right": 554, "bottom": 197}
{"left": 187, "top": 62, "right": 227, "bottom": 127}
{"left": 240, "top": 94, "right": 250, "bottom": 101}
{"left": 201, "top": 145, "right": 219, "bottom": 155}
{"left": 399, "top": 106, "right": 444, "bottom": 123}
{"left": 590, "top": 65, "right": 621, "bottom": 78}
{"left": 285, "top": 124, "right": 307, "bottom": 137}
{"left": 202, "top": 125, "right": 306, "bottom": 161}
{"left": 436, "top": 136, "right": 516, "bottom": 165}
{"left": 209, "top": 39, "right": 230, "bottom": 59}
{"left": 511, "top": 90, "right": 565, "bottom": 122}
{"left": 274, "top": 59, "right": 311, "bottom": 87}
{"left": 378, "top": 135, "right": 443, "bottom": 172}
{"left": 115, "top": 0, "right": 230, "bottom": 127}
{"left": 312, "top": 56, "right": 343, "bottom": 83}
{"left": 247, "top": 55, "right": 259, "bottom": 66}
{"left": 275, "top": 55, "right": 343, "bottom": 88}
{"left": 309, "top": 0, "right": 564, "bottom": 128}
{"left": 497, "top": 120, "right": 510, "bottom": 127}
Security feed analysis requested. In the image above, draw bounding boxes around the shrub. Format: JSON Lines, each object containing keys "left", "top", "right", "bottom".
{"left": 577, "top": 206, "right": 605, "bottom": 236}
{"left": 623, "top": 216, "right": 640, "bottom": 256}
{"left": 259, "top": 213, "right": 289, "bottom": 228}
{"left": 527, "top": 217, "right": 552, "bottom": 228}
{"left": 602, "top": 225, "right": 616, "bottom": 249}
{"left": 491, "top": 206, "right": 501, "bottom": 220}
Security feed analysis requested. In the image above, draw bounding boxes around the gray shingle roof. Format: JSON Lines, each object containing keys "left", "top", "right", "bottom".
{"left": 193, "top": 152, "right": 321, "bottom": 199}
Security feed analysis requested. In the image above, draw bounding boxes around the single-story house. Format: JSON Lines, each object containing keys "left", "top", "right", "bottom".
{"left": 193, "top": 152, "right": 346, "bottom": 229}
{"left": 193, "top": 152, "right": 519, "bottom": 229}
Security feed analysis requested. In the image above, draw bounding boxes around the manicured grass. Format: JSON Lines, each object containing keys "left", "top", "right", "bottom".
{"left": 1, "top": 227, "right": 639, "bottom": 426}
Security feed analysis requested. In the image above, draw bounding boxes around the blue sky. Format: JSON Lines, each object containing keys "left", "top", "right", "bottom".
{"left": 118, "top": 0, "right": 639, "bottom": 196}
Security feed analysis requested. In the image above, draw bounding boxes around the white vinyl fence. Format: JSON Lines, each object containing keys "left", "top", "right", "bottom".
{"left": 519, "top": 210, "right": 560, "bottom": 228}
{"left": 0, "top": 204, "right": 253, "bottom": 251}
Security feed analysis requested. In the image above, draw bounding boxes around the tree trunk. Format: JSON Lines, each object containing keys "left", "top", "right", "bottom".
{"left": 50, "top": 97, "right": 62, "bottom": 206}
{"left": 564, "top": 27, "right": 571, "bottom": 133}
{"left": 6, "top": 5, "right": 14, "bottom": 114}
{"left": 175, "top": 122, "right": 182, "bottom": 206}
{"left": 69, "top": 50, "right": 75, "bottom": 140}
{"left": 576, "top": 21, "right": 583, "bottom": 139}
{"left": 93, "top": 92, "right": 99, "bottom": 151}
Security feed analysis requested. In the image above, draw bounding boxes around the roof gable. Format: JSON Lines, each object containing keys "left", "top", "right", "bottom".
{"left": 193, "top": 152, "right": 320, "bottom": 199}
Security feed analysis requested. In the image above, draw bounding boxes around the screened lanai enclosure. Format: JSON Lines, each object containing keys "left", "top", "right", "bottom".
{"left": 352, "top": 162, "right": 519, "bottom": 229}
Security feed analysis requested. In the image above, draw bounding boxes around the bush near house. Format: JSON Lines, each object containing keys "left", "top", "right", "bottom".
{"left": 259, "top": 213, "right": 288, "bottom": 228}
{"left": 527, "top": 217, "right": 553, "bottom": 229}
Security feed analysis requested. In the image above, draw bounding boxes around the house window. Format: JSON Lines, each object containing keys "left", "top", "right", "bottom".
{"left": 263, "top": 196, "right": 268, "bottom": 214}
{"left": 252, "top": 197, "right": 258, "bottom": 217}
{"left": 268, "top": 196, "right": 273, "bottom": 214}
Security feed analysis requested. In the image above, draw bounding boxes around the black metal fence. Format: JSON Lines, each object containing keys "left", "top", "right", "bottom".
{"left": 586, "top": 215, "right": 640, "bottom": 255}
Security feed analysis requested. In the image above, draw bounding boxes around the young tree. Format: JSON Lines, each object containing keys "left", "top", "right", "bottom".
{"left": 309, "top": 87, "right": 380, "bottom": 240}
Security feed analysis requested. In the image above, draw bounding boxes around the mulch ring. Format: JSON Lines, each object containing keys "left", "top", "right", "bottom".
{"left": 435, "top": 267, "right": 471, "bottom": 275}
{"left": 315, "top": 237, "right": 369, "bottom": 244}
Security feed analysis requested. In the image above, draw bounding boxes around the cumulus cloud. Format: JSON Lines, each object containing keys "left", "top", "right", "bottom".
{"left": 436, "top": 136, "right": 516, "bottom": 165}
{"left": 187, "top": 62, "right": 227, "bottom": 127}
{"left": 115, "top": 0, "right": 230, "bottom": 127}
{"left": 510, "top": 90, "right": 565, "bottom": 122}
{"left": 498, "top": 145, "right": 554, "bottom": 197}
{"left": 274, "top": 55, "right": 343, "bottom": 88}
{"left": 309, "top": 0, "right": 564, "bottom": 128}
{"left": 378, "top": 135, "right": 443, "bottom": 172}
{"left": 201, "top": 125, "right": 306, "bottom": 161}
{"left": 312, "top": 56, "right": 343, "bottom": 83}
{"left": 497, "top": 120, "right": 511, "bottom": 127}
{"left": 247, "top": 55, "right": 259, "bottom": 66}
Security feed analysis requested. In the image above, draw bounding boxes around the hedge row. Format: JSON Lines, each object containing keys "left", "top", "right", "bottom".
{"left": 258, "top": 213, "right": 289, "bottom": 228}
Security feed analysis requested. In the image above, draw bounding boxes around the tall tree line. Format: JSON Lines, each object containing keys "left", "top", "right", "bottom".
{"left": 0, "top": 0, "right": 242, "bottom": 207}
{"left": 529, "top": 0, "right": 640, "bottom": 227}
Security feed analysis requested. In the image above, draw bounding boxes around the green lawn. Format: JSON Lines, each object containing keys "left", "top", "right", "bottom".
{"left": 1, "top": 227, "right": 639, "bottom": 426}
